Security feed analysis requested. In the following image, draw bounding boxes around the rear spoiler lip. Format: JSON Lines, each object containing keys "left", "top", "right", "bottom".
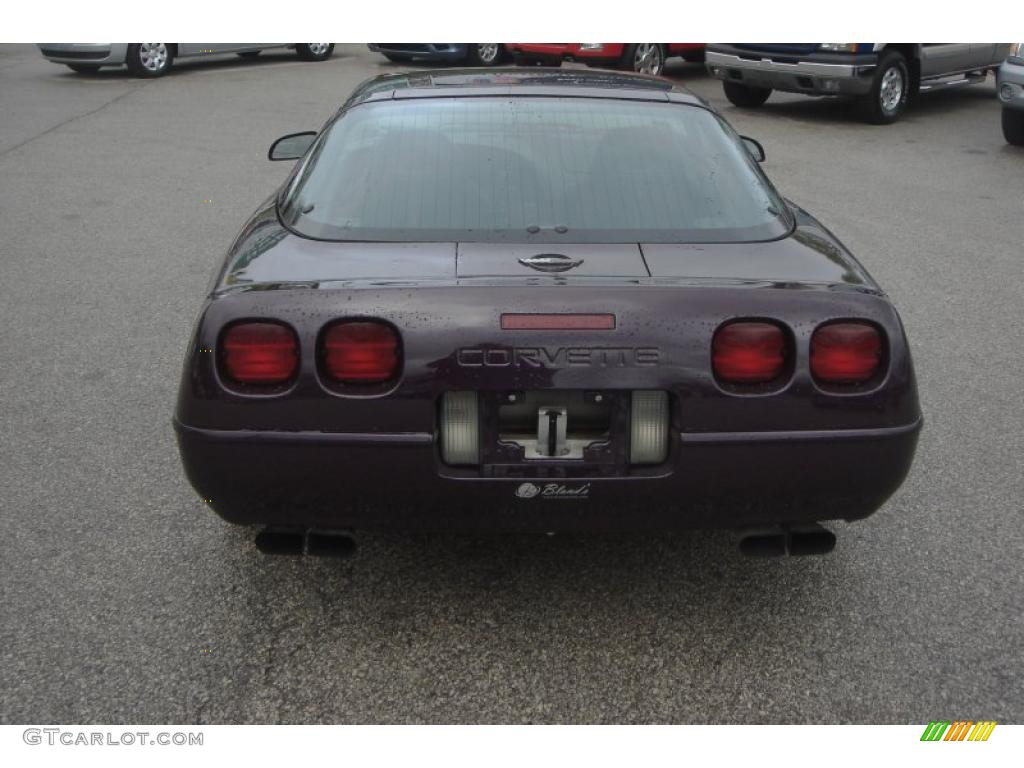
{"left": 212, "top": 278, "right": 885, "bottom": 298}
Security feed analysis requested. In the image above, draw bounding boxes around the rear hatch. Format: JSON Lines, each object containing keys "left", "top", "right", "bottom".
{"left": 457, "top": 244, "right": 648, "bottom": 278}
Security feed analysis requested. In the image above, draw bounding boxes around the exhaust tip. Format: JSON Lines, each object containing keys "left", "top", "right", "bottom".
{"left": 787, "top": 526, "right": 836, "bottom": 557}
{"left": 255, "top": 528, "right": 305, "bottom": 556}
{"left": 738, "top": 524, "right": 837, "bottom": 557}
{"left": 306, "top": 530, "right": 357, "bottom": 559}
{"left": 739, "top": 532, "right": 788, "bottom": 557}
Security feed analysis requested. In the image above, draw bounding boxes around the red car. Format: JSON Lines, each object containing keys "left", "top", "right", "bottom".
{"left": 506, "top": 43, "right": 704, "bottom": 76}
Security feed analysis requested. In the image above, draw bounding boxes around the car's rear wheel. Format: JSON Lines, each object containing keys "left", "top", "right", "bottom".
{"left": 860, "top": 50, "right": 909, "bottom": 124}
{"left": 467, "top": 44, "right": 504, "bottom": 66}
{"left": 723, "top": 81, "right": 772, "bottom": 108}
{"left": 295, "top": 43, "right": 334, "bottom": 62}
{"left": 621, "top": 44, "right": 666, "bottom": 76}
{"left": 237, "top": 51, "right": 261, "bottom": 59}
{"left": 66, "top": 64, "right": 100, "bottom": 74}
{"left": 1002, "top": 107, "right": 1024, "bottom": 145}
{"left": 126, "top": 43, "right": 173, "bottom": 77}
{"left": 383, "top": 53, "right": 412, "bottom": 63}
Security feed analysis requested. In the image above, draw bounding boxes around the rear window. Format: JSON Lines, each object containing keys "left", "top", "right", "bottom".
{"left": 280, "top": 97, "right": 791, "bottom": 243}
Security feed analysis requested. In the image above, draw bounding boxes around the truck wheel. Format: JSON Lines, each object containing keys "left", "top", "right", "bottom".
{"left": 723, "top": 81, "right": 772, "bottom": 108}
{"left": 467, "top": 44, "right": 504, "bottom": 66}
{"left": 860, "top": 50, "right": 909, "bottom": 124}
{"left": 295, "top": 44, "right": 334, "bottom": 62}
{"left": 126, "top": 44, "right": 174, "bottom": 77}
{"left": 1003, "top": 108, "right": 1024, "bottom": 146}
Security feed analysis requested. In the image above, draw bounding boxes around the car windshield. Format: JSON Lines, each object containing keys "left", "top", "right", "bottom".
{"left": 280, "top": 96, "right": 792, "bottom": 243}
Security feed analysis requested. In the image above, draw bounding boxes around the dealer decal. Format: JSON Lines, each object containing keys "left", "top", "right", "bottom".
{"left": 515, "top": 482, "right": 591, "bottom": 500}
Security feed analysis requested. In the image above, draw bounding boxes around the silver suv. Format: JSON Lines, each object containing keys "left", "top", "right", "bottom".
{"left": 36, "top": 44, "right": 335, "bottom": 78}
{"left": 997, "top": 44, "right": 1024, "bottom": 145}
{"left": 706, "top": 44, "right": 1013, "bottom": 124}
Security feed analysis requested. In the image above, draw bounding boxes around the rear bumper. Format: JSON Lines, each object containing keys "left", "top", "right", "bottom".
{"left": 507, "top": 44, "right": 622, "bottom": 66}
{"left": 561, "top": 45, "right": 622, "bottom": 64}
{"left": 174, "top": 416, "right": 922, "bottom": 532}
{"left": 997, "top": 59, "right": 1024, "bottom": 110}
{"left": 367, "top": 44, "right": 467, "bottom": 61}
{"left": 706, "top": 46, "right": 878, "bottom": 96}
{"left": 37, "top": 43, "right": 128, "bottom": 66}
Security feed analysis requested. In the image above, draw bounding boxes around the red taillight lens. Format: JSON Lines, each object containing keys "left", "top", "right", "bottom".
{"left": 712, "top": 321, "right": 787, "bottom": 384}
{"left": 810, "top": 322, "right": 882, "bottom": 384}
{"left": 322, "top": 321, "right": 400, "bottom": 383}
{"left": 220, "top": 322, "right": 299, "bottom": 385}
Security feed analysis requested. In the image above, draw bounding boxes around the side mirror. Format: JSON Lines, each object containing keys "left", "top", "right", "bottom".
{"left": 740, "top": 135, "right": 765, "bottom": 163}
{"left": 268, "top": 131, "right": 317, "bottom": 161}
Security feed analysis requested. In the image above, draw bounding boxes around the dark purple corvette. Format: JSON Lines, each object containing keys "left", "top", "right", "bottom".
{"left": 174, "top": 69, "right": 921, "bottom": 557}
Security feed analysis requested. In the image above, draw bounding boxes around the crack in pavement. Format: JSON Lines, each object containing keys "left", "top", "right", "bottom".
{"left": 0, "top": 83, "right": 147, "bottom": 160}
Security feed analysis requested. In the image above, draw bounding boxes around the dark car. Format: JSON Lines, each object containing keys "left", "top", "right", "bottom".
{"left": 174, "top": 69, "right": 921, "bottom": 559}
{"left": 367, "top": 44, "right": 505, "bottom": 66}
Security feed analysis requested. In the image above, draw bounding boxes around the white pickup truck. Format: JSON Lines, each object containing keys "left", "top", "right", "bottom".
{"left": 706, "top": 44, "right": 1013, "bottom": 124}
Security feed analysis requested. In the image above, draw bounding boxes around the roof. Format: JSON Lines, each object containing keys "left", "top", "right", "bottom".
{"left": 343, "top": 67, "right": 709, "bottom": 110}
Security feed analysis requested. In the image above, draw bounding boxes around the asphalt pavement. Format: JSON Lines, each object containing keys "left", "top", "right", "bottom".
{"left": 1, "top": 43, "right": 1022, "bottom": 723}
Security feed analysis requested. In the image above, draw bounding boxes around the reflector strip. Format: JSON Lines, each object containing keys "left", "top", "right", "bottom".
{"left": 501, "top": 314, "right": 615, "bottom": 330}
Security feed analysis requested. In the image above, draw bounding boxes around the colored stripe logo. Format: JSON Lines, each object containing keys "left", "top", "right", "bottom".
{"left": 920, "top": 721, "right": 996, "bottom": 741}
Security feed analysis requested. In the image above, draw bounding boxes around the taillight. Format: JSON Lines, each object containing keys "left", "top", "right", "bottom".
{"left": 712, "top": 321, "right": 787, "bottom": 384}
{"left": 810, "top": 322, "right": 882, "bottom": 384}
{"left": 321, "top": 321, "right": 400, "bottom": 384}
{"left": 220, "top": 322, "right": 299, "bottom": 385}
